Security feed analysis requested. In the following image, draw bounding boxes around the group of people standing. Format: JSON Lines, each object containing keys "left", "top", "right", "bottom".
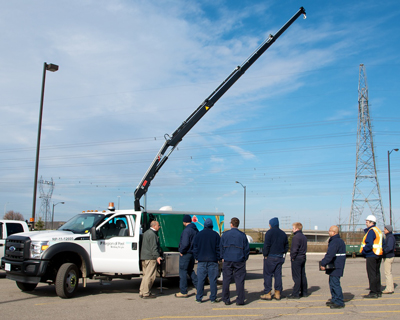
{"left": 138, "top": 214, "right": 396, "bottom": 308}
{"left": 177, "top": 215, "right": 250, "bottom": 305}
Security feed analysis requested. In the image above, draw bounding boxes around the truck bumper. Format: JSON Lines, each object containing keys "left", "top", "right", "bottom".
{"left": 1, "top": 257, "right": 49, "bottom": 283}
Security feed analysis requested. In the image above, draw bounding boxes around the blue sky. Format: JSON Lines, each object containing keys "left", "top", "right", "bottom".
{"left": 1, "top": 0, "right": 399, "bottom": 231}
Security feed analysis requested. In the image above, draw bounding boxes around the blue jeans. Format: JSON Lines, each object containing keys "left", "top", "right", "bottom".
{"left": 263, "top": 256, "right": 285, "bottom": 293}
{"left": 329, "top": 275, "right": 344, "bottom": 306}
{"left": 222, "top": 261, "right": 246, "bottom": 304}
{"left": 179, "top": 253, "right": 197, "bottom": 294}
{"left": 196, "top": 261, "right": 219, "bottom": 302}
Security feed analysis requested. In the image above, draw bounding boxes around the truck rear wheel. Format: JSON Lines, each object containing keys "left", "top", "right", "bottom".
{"left": 16, "top": 281, "right": 37, "bottom": 291}
{"left": 55, "top": 263, "right": 79, "bottom": 298}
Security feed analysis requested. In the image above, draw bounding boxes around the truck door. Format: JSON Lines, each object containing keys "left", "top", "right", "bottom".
{"left": 0, "top": 223, "right": 4, "bottom": 259}
{"left": 90, "top": 213, "right": 140, "bottom": 274}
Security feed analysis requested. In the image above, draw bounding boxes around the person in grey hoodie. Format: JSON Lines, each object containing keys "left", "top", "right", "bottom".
{"left": 382, "top": 225, "right": 395, "bottom": 294}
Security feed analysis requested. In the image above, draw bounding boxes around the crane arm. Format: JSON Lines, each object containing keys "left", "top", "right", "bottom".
{"left": 134, "top": 7, "right": 306, "bottom": 211}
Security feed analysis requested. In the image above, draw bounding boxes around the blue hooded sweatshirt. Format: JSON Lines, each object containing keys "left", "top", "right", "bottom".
{"left": 178, "top": 223, "right": 199, "bottom": 255}
{"left": 263, "top": 217, "right": 289, "bottom": 258}
{"left": 192, "top": 218, "right": 221, "bottom": 262}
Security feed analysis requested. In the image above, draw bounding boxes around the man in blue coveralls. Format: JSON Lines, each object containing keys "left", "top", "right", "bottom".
{"left": 220, "top": 217, "right": 250, "bottom": 305}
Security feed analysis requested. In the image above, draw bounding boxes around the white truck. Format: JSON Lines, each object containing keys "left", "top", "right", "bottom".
{"left": 0, "top": 220, "right": 29, "bottom": 262}
{"left": 1, "top": 206, "right": 223, "bottom": 298}
{"left": 1, "top": 7, "right": 305, "bottom": 298}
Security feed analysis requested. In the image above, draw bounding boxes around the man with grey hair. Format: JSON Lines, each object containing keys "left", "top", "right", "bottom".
{"left": 139, "top": 220, "right": 163, "bottom": 299}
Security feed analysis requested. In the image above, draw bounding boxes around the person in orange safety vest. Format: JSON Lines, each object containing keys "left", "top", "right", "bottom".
{"left": 360, "top": 215, "right": 384, "bottom": 299}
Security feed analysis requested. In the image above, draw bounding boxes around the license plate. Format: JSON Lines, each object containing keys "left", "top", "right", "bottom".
{"left": 5, "top": 263, "right": 11, "bottom": 271}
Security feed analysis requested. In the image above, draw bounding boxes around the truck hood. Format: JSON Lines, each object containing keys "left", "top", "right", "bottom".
{"left": 14, "top": 230, "right": 85, "bottom": 241}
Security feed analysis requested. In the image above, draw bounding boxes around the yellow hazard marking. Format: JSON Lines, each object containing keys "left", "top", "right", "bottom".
{"left": 205, "top": 106, "right": 210, "bottom": 110}
{"left": 361, "top": 310, "right": 400, "bottom": 313}
{"left": 141, "top": 315, "right": 263, "bottom": 320}
{"left": 278, "top": 312, "right": 344, "bottom": 316}
{"left": 216, "top": 302, "right": 400, "bottom": 311}
{"left": 215, "top": 306, "right": 328, "bottom": 310}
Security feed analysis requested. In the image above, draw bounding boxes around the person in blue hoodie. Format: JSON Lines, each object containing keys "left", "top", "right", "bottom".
{"left": 220, "top": 217, "right": 250, "bottom": 305}
{"left": 320, "top": 225, "right": 346, "bottom": 309}
{"left": 192, "top": 218, "right": 221, "bottom": 303}
{"left": 175, "top": 215, "right": 199, "bottom": 298}
{"left": 260, "top": 217, "right": 288, "bottom": 301}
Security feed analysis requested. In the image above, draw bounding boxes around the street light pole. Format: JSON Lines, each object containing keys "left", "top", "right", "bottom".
{"left": 235, "top": 181, "right": 246, "bottom": 234}
{"left": 388, "top": 148, "right": 399, "bottom": 226}
{"left": 31, "top": 62, "right": 59, "bottom": 230}
{"left": 52, "top": 201, "right": 65, "bottom": 229}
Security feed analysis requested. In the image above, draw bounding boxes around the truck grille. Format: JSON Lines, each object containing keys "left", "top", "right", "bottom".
{"left": 5, "top": 236, "right": 30, "bottom": 261}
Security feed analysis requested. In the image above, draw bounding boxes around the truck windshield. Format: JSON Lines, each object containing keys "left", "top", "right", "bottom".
{"left": 58, "top": 214, "right": 105, "bottom": 234}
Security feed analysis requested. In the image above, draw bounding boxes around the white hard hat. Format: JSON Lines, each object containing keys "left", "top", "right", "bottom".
{"left": 365, "top": 215, "right": 377, "bottom": 223}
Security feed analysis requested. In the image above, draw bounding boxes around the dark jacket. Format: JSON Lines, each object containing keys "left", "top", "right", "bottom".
{"left": 361, "top": 225, "right": 384, "bottom": 258}
{"left": 193, "top": 219, "right": 220, "bottom": 262}
{"left": 140, "top": 228, "right": 161, "bottom": 260}
{"left": 320, "top": 233, "right": 346, "bottom": 277}
{"left": 290, "top": 230, "right": 307, "bottom": 261}
{"left": 220, "top": 228, "right": 250, "bottom": 262}
{"left": 178, "top": 223, "right": 199, "bottom": 255}
{"left": 263, "top": 218, "right": 289, "bottom": 258}
{"left": 383, "top": 232, "right": 395, "bottom": 259}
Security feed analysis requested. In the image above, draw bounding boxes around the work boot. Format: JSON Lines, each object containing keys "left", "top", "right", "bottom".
{"left": 260, "top": 291, "right": 272, "bottom": 300}
{"left": 274, "top": 290, "right": 281, "bottom": 300}
{"left": 175, "top": 292, "right": 188, "bottom": 298}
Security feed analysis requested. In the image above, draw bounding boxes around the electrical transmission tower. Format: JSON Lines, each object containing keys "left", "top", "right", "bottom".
{"left": 349, "top": 64, "right": 385, "bottom": 231}
{"left": 38, "top": 177, "right": 55, "bottom": 228}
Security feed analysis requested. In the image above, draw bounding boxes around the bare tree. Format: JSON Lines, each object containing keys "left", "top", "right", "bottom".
{"left": 3, "top": 210, "right": 25, "bottom": 221}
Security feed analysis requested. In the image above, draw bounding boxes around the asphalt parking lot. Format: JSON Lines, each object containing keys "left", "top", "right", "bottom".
{"left": 1, "top": 253, "right": 399, "bottom": 320}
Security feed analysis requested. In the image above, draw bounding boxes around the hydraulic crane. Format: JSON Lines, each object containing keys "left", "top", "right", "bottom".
{"left": 134, "top": 7, "right": 306, "bottom": 211}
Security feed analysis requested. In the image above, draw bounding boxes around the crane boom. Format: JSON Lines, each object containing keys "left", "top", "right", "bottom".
{"left": 134, "top": 7, "right": 306, "bottom": 211}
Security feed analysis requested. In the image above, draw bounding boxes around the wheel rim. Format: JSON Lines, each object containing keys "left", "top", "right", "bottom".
{"left": 65, "top": 269, "right": 77, "bottom": 293}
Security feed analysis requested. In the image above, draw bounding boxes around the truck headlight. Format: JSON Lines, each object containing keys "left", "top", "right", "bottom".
{"left": 30, "top": 241, "right": 50, "bottom": 259}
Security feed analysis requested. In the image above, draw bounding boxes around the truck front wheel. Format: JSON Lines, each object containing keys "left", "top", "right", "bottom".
{"left": 55, "top": 263, "right": 79, "bottom": 298}
{"left": 16, "top": 281, "right": 37, "bottom": 292}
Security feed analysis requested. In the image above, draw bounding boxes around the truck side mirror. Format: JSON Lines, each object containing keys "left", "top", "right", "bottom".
{"left": 90, "top": 227, "right": 97, "bottom": 240}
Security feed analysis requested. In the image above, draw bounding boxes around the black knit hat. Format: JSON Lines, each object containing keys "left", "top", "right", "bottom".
{"left": 183, "top": 215, "right": 192, "bottom": 223}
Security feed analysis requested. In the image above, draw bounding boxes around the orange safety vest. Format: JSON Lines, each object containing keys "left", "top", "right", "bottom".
{"left": 360, "top": 226, "right": 383, "bottom": 255}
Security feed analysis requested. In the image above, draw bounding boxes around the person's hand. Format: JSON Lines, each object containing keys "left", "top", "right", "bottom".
{"left": 180, "top": 253, "right": 183, "bottom": 256}
{"left": 320, "top": 266, "right": 325, "bottom": 271}
{"left": 157, "top": 257, "right": 163, "bottom": 264}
